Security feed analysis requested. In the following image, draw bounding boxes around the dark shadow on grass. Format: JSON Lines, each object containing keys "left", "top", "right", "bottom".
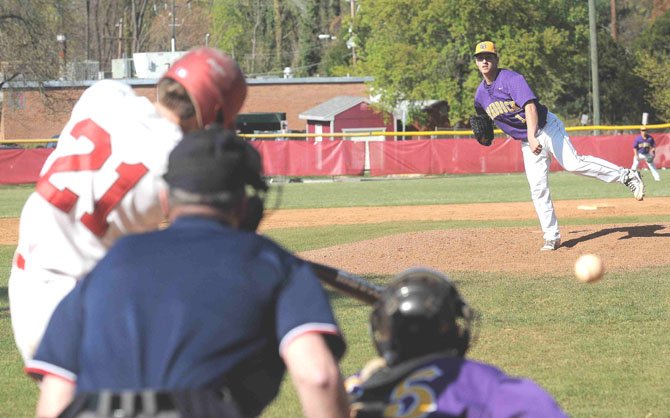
{"left": 562, "top": 224, "right": 670, "bottom": 248}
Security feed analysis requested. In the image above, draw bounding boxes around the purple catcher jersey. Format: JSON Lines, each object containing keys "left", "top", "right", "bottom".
{"left": 349, "top": 355, "right": 568, "bottom": 417}
{"left": 633, "top": 135, "right": 655, "bottom": 155}
{"left": 474, "top": 69, "right": 548, "bottom": 140}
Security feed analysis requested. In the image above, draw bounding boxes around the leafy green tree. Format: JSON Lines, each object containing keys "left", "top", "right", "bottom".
{"left": 211, "top": 0, "right": 276, "bottom": 75}
{"left": 297, "top": 0, "right": 322, "bottom": 76}
{"left": 0, "top": 0, "right": 78, "bottom": 83}
{"left": 632, "top": 10, "right": 670, "bottom": 121}
{"left": 211, "top": 0, "right": 345, "bottom": 77}
{"left": 355, "top": 0, "right": 595, "bottom": 126}
{"left": 596, "top": 32, "right": 648, "bottom": 124}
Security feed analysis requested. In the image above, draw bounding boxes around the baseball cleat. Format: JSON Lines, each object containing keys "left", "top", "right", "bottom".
{"left": 540, "top": 239, "right": 561, "bottom": 251}
{"left": 622, "top": 169, "right": 645, "bottom": 201}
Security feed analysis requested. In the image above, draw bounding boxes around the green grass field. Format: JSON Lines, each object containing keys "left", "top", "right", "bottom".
{"left": 1, "top": 172, "right": 669, "bottom": 417}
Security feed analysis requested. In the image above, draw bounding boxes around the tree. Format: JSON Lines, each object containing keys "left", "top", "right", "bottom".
{"left": 596, "top": 32, "right": 648, "bottom": 124}
{"left": 355, "top": 0, "right": 594, "bottom": 125}
{"left": 210, "top": 0, "right": 346, "bottom": 77}
{"left": 0, "top": 0, "right": 72, "bottom": 83}
{"left": 143, "top": 0, "right": 212, "bottom": 53}
{"left": 211, "top": 0, "right": 275, "bottom": 75}
{"left": 632, "top": 9, "right": 670, "bottom": 121}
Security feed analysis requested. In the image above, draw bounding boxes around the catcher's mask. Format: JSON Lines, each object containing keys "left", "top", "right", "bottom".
{"left": 162, "top": 48, "right": 247, "bottom": 129}
{"left": 163, "top": 126, "right": 268, "bottom": 231}
{"left": 370, "top": 268, "right": 474, "bottom": 366}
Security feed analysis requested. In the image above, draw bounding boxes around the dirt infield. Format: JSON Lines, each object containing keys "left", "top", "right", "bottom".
{"left": 2, "top": 197, "right": 669, "bottom": 276}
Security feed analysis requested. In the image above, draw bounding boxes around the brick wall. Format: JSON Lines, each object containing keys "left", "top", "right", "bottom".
{"left": 1, "top": 78, "right": 370, "bottom": 140}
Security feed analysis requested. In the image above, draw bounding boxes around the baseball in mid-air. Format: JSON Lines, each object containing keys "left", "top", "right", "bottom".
{"left": 574, "top": 254, "right": 604, "bottom": 283}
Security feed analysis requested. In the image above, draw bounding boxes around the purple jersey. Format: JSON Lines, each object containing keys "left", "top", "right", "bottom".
{"left": 474, "top": 69, "right": 548, "bottom": 140}
{"left": 349, "top": 355, "right": 568, "bottom": 417}
{"left": 633, "top": 135, "right": 655, "bottom": 155}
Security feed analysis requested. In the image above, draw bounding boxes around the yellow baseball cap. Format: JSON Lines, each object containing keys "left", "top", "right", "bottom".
{"left": 640, "top": 126, "right": 647, "bottom": 131}
{"left": 474, "top": 41, "right": 497, "bottom": 56}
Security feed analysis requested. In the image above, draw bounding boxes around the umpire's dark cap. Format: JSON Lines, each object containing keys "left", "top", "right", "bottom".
{"left": 163, "top": 127, "right": 267, "bottom": 194}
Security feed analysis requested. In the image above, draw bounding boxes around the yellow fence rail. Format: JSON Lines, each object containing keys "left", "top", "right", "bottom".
{"left": 1, "top": 123, "right": 669, "bottom": 144}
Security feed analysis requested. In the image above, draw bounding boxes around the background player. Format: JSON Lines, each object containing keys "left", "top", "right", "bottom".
{"left": 26, "top": 128, "right": 349, "bottom": 418}
{"left": 631, "top": 126, "right": 661, "bottom": 181}
{"left": 8, "top": 47, "right": 247, "bottom": 363}
{"left": 346, "top": 268, "right": 568, "bottom": 417}
{"left": 473, "top": 41, "right": 645, "bottom": 251}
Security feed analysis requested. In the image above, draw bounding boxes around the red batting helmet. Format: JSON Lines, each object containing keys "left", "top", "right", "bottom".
{"left": 162, "top": 48, "right": 247, "bottom": 128}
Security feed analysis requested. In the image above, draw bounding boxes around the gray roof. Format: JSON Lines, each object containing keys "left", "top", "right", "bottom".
{"left": 299, "top": 96, "right": 368, "bottom": 121}
{"left": 2, "top": 76, "right": 373, "bottom": 90}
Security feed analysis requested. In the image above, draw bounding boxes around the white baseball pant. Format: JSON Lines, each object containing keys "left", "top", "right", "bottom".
{"left": 631, "top": 154, "right": 661, "bottom": 181}
{"left": 521, "top": 112, "right": 627, "bottom": 241}
{"left": 8, "top": 263, "right": 78, "bottom": 363}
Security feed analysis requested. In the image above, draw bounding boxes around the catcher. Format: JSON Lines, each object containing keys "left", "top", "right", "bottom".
{"left": 346, "top": 268, "right": 568, "bottom": 417}
{"left": 631, "top": 126, "right": 661, "bottom": 181}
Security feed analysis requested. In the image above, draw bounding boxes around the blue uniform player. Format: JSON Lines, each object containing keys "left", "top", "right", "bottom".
{"left": 346, "top": 268, "right": 568, "bottom": 418}
{"left": 27, "top": 128, "right": 349, "bottom": 418}
{"left": 631, "top": 126, "right": 661, "bottom": 181}
{"left": 473, "top": 41, "right": 645, "bottom": 251}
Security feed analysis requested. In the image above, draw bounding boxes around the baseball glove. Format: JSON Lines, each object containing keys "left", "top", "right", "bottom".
{"left": 637, "top": 153, "right": 654, "bottom": 163}
{"left": 469, "top": 114, "right": 494, "bottom": 146}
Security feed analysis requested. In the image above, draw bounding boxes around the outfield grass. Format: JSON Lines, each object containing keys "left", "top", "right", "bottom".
{"left": 3, "top": 170, "right": 670, "bottom": 217}
{"left": 1, "top": 172, "right": 669, "bottom": 417}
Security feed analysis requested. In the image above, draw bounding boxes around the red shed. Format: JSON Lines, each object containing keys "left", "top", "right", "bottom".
{"left": 299, "top": 96, "right": 396, "bottom": 140}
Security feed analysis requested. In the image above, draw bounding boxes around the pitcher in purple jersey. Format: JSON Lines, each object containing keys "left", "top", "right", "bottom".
{"left": 345, "top": 268, "right": 569, "bottom": 418}
{"left": 472, "top": 41, "right": 646, "bottom": 251}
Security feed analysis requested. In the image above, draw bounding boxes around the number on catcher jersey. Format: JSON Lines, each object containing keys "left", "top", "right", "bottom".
{"left": 36, "top": 118, "right": 149, "bottom": 237}
{"left": 385, "top": 365, "right": 442, "bottom": 418}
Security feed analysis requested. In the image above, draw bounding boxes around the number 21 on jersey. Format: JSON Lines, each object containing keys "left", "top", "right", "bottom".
{"left": 36, "top": 118, "right": 148, "bottom": 237}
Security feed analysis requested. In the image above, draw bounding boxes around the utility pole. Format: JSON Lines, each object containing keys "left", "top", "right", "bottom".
{"left": 117, "top": 17, "right": 124, "bottom": 58}
{"left": 56, "top": 2, "right": 67, "bottom": 80}
{"left": 610, "top": 0, "right": 617, "bottom": 40}
{"left": 85, "top": 0, "right": 90, "bottom": 61}
{"left": 57, "top": 34, "right": 67, "bottom": 80}
{"left": 171, "top": 0, "right": 176, "bottom": 52}
{"left": 349, "top": 0, "right": 356, "bottom": 66}
{"left": 588, "top": 0, "right": 601, "bottom": 128}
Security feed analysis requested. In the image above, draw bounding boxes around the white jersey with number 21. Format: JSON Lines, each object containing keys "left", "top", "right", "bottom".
{"left": 16, "top": 80, "right": 182, "bottom": 279}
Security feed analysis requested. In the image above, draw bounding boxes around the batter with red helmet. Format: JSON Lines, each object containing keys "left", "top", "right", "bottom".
{"left": 8, "top": 48, "right": 247, "bottom": 363}
{"left": 26, "top": 129, "right": 349, "bottom": 418}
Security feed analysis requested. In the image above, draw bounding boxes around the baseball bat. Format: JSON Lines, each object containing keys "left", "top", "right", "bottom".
{"left": 308, "top": 261, "right": 383, "bottom": 305}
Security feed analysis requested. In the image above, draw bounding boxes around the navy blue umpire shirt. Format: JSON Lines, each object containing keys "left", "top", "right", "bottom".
{"left": 26, "top": 216, "right": 346, "bottom": 415}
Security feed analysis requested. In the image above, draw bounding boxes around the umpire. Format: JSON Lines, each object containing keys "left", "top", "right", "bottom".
{"left": 26, "top": 128, "right": 350, "bottom": 418}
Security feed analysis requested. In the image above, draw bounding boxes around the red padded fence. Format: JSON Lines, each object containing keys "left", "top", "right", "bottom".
{"left": 1, "top": 134, "right": 668, "bottom": 184}
{"left": 253, "top": 140, "right": 366, "bottom": 176}
{"left": 0, "top": 148, "right": 53, "bottom": 184}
